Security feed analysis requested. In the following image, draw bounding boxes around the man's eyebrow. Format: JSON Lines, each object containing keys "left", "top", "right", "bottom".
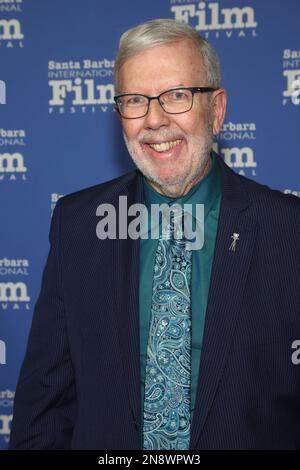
{"left": 117, "top": 84, "right": 188, "bottom": 95}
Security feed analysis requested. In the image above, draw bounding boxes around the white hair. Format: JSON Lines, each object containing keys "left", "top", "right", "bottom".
{"left": 114, "top": 18, "right": 221, "bottom": 92}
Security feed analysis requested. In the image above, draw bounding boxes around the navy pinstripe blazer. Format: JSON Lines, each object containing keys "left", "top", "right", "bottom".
{"left": 10, "top": 155, "right": 300, "bottom": 449}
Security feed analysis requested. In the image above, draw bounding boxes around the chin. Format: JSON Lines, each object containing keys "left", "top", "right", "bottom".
{"left": 147, "top": 171, "right": 189, "bottom": 189}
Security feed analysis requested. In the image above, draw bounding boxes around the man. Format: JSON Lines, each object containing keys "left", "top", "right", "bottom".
{"left": 10, "top": 19, "right": 300, "bottom": 450}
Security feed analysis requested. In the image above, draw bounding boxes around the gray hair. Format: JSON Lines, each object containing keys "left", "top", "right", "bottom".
{"left": 114, "top": 18, "right": 221, "bottom": 93}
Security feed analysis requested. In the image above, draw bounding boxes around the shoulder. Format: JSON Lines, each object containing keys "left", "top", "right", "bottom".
{"left": 53, "top": 170, "right": 141, "bottom": 220}
{"left": 237, "top": 172, "right": 300, "bottom": 226}
{"left": 59, "top": 169, "right": 140, "bottom": 205}
{"left": 216, "top": 154, "right": 300, "bottom": 227}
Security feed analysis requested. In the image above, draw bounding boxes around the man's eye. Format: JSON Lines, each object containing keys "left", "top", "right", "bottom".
{"left": 168, "top": 91, "right": 188, "bottom": 101}
{"left": 127, "top": 96, "right": 145, "bottom": 106}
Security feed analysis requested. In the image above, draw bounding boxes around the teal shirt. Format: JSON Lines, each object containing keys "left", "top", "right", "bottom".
{"left": 139, "top": 152, "right": 221, "bottom": 433}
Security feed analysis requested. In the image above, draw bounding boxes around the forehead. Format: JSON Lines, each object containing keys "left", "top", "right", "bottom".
{"left": 118, "top": 39, "right": 205, "bottom": 93}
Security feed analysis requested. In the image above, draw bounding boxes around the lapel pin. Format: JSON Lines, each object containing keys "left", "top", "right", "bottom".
{"left": 229, "top": 232, "right": 240, "bottom": 251}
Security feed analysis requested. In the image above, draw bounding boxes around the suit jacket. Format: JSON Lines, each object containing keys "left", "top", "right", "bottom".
{"left": 9, "top": 155, "right": 300, "bottom": 449}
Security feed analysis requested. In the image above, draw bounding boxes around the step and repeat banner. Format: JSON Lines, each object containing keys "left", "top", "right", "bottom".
{"left": 0, "top": 0, "right": 299, "bottom": 449}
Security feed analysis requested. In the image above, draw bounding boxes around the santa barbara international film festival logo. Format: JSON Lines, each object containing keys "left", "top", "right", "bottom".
{"left": 0, "top": 258, "right": 31, "bottom": 311}
{"left": 0, "top": 340, "right": 6, "bottom": 365}
{"left": 282, "top": 49, "right": 300, "bottom": 106}
{"left": 0, "top": 79, "right": 6, "bottom": 104}
{"left": 48, "top": 58, "right": 115, "bottom": 115}
{"left": 0, "top": 389, "right": 14, "bottom": 445}
{"left": 214, "top": 121, "right": 257, "bottom": 177}
{"left": 0, "top": 128, "right": 27, "bottom": 181}
{"left": 51, "top": 192, "right": 64, "bottom": 216}
{"left": 284, "top": 189, "right": 300, "bottom": 199}
{"left": 0, "top": 0, "right": 24, "bottom": 49}
{"left": 170, "top": 0, "right": 258, "bottom": 39}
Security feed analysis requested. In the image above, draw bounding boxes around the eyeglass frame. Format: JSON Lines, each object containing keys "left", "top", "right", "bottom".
{"left": 114, "top": 86, "right": 218, "bottom": 119}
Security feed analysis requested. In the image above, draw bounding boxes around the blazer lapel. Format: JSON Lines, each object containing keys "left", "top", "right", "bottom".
{"left": 106, "top": 159, "right": 258, "bottom": 448}
{"left": 190, "top": 158, "right": 258, "bottom": 449}
{"left": 111, "top": 171, "right": 144, "bottom": 438}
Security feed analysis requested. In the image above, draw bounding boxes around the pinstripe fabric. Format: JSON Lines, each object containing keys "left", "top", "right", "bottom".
{"left": 10, "top": 155, "right": 300, "bottom": 449}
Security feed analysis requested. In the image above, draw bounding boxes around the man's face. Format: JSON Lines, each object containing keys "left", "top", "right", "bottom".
{"left": 117, "top": 40, "right": 225, "bottom": 196}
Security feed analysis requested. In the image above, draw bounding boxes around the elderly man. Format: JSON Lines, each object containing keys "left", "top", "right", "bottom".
{"left": 10, "top": 19, "right": 300, "bottom": 450}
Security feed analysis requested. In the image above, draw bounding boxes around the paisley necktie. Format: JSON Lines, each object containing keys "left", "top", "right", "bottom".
{"left": 142, "top": 208, "right": 192, "bottom": 450}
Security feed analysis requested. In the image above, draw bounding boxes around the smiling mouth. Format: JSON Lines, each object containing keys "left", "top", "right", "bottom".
{"left": 147, "top": 139, "right": 182, "bottom": 153}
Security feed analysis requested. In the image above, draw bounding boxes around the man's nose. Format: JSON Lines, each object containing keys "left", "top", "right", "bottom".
{"left": 143, "top": 98, "right": 170, "bottom": 129}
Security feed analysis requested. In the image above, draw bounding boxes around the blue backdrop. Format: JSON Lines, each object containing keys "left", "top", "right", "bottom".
{"left": 0, "top": 0, "right": 299, "bottom": 449}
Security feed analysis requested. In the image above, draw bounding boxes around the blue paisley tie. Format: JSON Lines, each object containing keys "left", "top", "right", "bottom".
{"left": 142, "top": 208, "right": 192, "bottom": 450}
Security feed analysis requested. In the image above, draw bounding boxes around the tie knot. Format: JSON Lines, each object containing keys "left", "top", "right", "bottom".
{"left": 162, "top": 205, "right": 185, "bottom": 242}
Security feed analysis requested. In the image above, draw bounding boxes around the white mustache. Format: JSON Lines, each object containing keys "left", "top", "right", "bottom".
{"left": 139, "top": 131, "right": 184, "bottom": 143}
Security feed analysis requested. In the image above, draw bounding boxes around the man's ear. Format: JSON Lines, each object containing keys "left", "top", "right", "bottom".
{"left": 211, "top": 88, "right": 227, "bottom": 135}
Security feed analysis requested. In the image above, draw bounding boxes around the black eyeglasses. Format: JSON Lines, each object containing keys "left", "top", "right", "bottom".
{"left": 114, "top": 86, "right": 217, "bottom": 119}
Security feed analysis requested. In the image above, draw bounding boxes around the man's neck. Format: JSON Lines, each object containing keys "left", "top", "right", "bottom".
{"left": 146, "top": 157, "right": 212, "bottom": 198}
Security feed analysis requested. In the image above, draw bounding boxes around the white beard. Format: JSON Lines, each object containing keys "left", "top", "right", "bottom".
{"left": 123, "top": 112, "right": 214, "bottom": 196}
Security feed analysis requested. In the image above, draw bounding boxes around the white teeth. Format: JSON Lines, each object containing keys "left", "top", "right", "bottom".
{"left": 149, "top": 139, "right": 182, "bottom": 152}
